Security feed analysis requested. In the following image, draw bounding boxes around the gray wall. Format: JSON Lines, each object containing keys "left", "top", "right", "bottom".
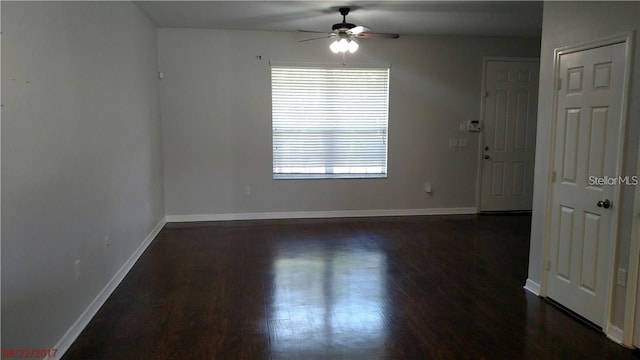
{"left": 1, "top": 1, "right": 164, "bottom": 348}
{"left": 158, "top": 28, "right": 540, "bottom": 217}
{"left": 528, "top": 1, "right": 640, "bottom": 330}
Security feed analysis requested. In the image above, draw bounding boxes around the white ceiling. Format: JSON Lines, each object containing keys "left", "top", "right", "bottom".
{"left": 134, "top": 1, "right": 543, "bottom": 38}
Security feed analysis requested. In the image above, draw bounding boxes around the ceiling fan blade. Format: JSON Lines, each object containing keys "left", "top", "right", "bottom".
{"left": 299, "top": 35, "right": 334, "bottom": 43}
{"left": 298, "top": 30, "right": 333, "bottom": 34}
{"left": 356, "top": 32, "right": 400, "bottom": 39}
{"left": 349, "top": 25, "right": 370, "bottom": 35}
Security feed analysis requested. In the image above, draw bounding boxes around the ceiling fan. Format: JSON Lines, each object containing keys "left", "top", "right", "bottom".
{"left": 299, "top": 7, "right": 400, "bottom": 54}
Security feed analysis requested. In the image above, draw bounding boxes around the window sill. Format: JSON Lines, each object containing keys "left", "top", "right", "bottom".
{"left": 273, "top": 174, "right": 388, "bottom": 180}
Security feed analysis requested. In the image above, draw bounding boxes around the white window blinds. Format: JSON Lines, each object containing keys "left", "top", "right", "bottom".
{"left": 271, "top": 65, "right": 389, "bottom": 179}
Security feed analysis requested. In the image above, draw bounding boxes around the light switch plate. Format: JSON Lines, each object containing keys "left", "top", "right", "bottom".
{"left": 467, "top": 120, "right": 481, "bottom": 132}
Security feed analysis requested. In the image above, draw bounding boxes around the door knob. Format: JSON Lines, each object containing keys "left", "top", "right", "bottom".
{"left": 484, "top": 154, "right": 490, "bottom": 160}
{"left": 597, "top": 199, "right": 611, "bottom": 209}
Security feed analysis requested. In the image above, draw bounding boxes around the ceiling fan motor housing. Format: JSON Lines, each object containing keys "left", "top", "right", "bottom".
{"left": 332, "top": 22, "right": 356, "bottom": 31}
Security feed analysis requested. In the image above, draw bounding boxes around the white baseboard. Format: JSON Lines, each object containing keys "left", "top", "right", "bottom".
{"left": 165, "top": 207, "right": 478, "bottom": 223}
{"left": 606, "top": 324, "right": 626, "bottom": 346}
{"left": 523, "top": 278, "right": 541, "bottom": 296}
{"left": 51, "top": 217, "right": 167, "bottom": 359}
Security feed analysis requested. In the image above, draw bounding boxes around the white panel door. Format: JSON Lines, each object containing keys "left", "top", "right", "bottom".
{"left": 480, "top": 60, "right": 539, "bottom": 211}
{"left": 547, "top": 42, "right": 626, "bottom": 327}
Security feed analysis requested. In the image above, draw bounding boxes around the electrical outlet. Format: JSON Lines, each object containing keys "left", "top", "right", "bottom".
{"left": 424, "top": 182, "right": 432, "bottom": 194}
{"left": 617, "top": 268, "right": 627, "bottom": 287}
{"left": 244, "top": 186, "right": 251, "bottom": 196}
{"left": 104, "top": 236, "right": 111, "bottom": 247}
{"left": 75, "top": 260, "right": 81, "bottom": 280}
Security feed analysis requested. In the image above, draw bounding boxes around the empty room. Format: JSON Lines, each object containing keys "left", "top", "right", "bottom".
{"left": 3, "top": 1, "right": 640, "bottom": 359}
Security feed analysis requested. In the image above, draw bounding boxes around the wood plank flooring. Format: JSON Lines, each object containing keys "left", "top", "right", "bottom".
{"left": 63, "top": 215, "right": 637, "bottom": 359}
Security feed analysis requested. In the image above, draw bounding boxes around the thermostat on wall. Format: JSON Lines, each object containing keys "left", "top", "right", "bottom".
{"left": 467, "top": 120, "right": 481, "bottom": 132}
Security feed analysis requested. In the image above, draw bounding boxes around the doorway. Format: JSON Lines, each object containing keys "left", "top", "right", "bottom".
{"left": 545, "top": 37, "right": 630, "bottom": 328}
{"left": 479, "top": 58, "right": 540, "bottom": 212}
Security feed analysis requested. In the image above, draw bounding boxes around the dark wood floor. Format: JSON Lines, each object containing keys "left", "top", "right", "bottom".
{"left": 64, "top": 215, "right": 637, "bottom": 359}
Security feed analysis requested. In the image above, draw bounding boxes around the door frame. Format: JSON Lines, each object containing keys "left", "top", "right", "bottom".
{"left": 539, "top": 32, "right": 634, "bottom": 344}
{"left": 475, "top": 57, "right": 540, "bottom": 212}
{"left": 627, "top": 134, "right": 640, "bottom": 347}
{"left": 624, "top": 31, "right": 640, "bottom": 347}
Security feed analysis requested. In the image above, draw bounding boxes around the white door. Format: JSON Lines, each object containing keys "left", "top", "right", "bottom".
{"left": 547, "top": 42, "right": 626, "bottom": 327}
{"left": 480, "top": 60, "right": 539, "bottom": 211}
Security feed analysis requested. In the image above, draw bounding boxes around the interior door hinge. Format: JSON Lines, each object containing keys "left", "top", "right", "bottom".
{"left": 545, "top": 259, "right": 551, "bottom": 271}
{"left": 484, "top": 91, "right": 489, "bottom": 97}
{"left": 551, "top": 170, "right": 556, "bottom": 183}
{"left": 557, "top": 78, "right": 562, "bottom": 91}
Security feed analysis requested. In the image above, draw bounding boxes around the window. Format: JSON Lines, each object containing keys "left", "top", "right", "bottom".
{"left": 271, "top": 65, "right": 389, "bottom": 179}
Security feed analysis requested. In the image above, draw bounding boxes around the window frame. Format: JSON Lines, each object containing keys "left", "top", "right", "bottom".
{"left": 270, "top": 62, "right": 391, "bottom": 180}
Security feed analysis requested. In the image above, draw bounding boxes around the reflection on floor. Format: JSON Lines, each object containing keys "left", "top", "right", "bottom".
{"left": 63, "top": 215, "right": 637, "bottom": 359}
{"left": 272, "top": 247, "right": 386, "bottom": 357}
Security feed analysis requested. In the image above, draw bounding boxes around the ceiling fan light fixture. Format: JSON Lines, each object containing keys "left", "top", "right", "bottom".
{"left": 347, "top": 40, "right": 359, "bottom": 53}
{"left": 329, "top": 40, "right": 341, "bottom": 53}
{"left": 330, "top": 39, "right": 358, "bottom": 54}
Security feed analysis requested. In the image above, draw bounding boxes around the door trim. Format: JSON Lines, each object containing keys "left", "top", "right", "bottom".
{"left": 628, "top": 147, "right": 640, "bottom": 347}
{"left": 540, "top": 32, "right": 634, "bottom": 344}
{"left": 475, "top": 57, "right": 540, "bottom": 212}
{"left": 622, "top": 31, "right": 640, "bottom": 347}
